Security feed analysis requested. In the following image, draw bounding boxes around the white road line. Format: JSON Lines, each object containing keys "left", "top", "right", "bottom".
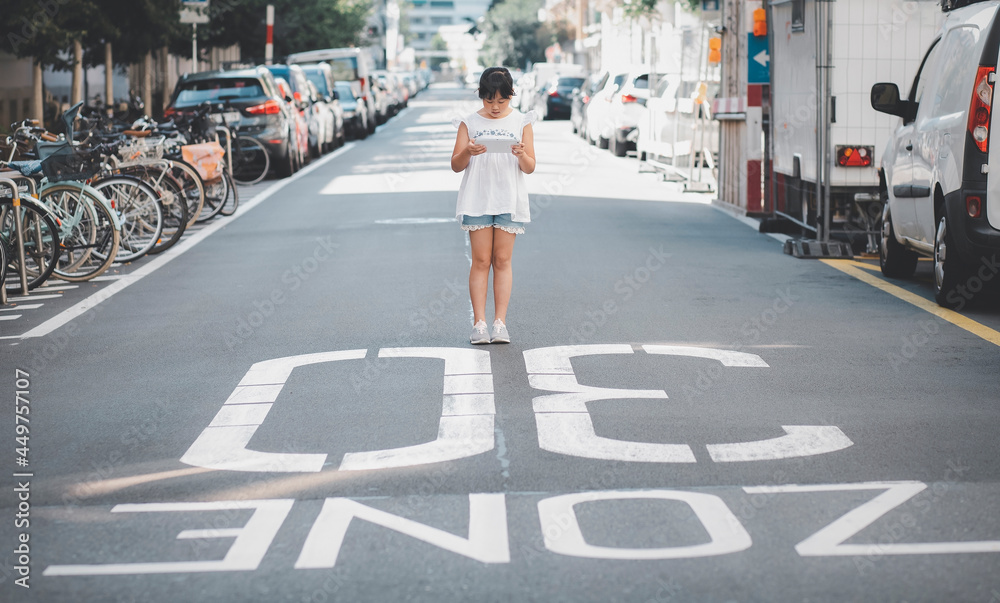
{"left": 1, "top": 304, "right": 41, "bottom": 311}
{"left": 15, "top": 144, "right": 355, "bottom": 340}
{"left": 33, "top": 284, "right": 79, "bottom": 292}
{"left": 0, "top": 315, "right": 21, "bottom": 321}
{"left": 5, "top": 294, "right": 62, "bottom": 301}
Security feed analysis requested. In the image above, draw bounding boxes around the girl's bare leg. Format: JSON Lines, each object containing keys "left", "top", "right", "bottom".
{"left": 468, "top": 228, "right": 494, "bottom": 324}
{"left": 491, "top": 228, "right": 516, "bottom": 323}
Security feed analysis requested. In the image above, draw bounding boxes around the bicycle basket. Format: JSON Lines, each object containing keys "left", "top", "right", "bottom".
{"left": 181, "top": 142, "right": 225, "bottom": 182}
{"left": 37, "top": 141, "right": 101, "bottom": 182}
{"left": 117, "top": 137, "right": 165, "bottom": 162}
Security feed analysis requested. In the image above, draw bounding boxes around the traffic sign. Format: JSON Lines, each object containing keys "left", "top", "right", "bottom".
{"left": 747, "top": 33, "right": 770, "bottom": 84}
{"left": 180, "top": 0, "right": 210, "bottom": 24}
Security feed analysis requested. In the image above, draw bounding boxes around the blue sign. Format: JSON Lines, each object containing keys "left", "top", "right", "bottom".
{"left": 702, "top": 0, "right": 720, "bottom": 10}
{"left": 747, "top": 34, "right": 770, "bottom": 84}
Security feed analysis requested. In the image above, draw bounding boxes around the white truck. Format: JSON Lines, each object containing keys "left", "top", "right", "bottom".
{"left": 769, "top": 0, "right": 943, "bottom": 247}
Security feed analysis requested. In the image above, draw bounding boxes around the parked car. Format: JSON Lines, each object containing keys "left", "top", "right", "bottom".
{"left": 265, "top": 64, "right": 329, "bottom": 158}
{"left": 335, "top": 80, "right": 367, "bottom": 139}
{"left": 570, "top": 71, "right": 609, "bottom": 137}
{"left": 299, "top": 62, "right": 346, "bottom": 151}
{"left": 288, "top": 47, "right": 378, "bottom": 135}
{"left": 368, "top": 75, "right": 391, "bottom": 125}
{"left": 165, "top": 66, "right": 299, "bottom": 177}
{"left": 636, "top": 78, "right": 719, "bottom": 168}
{"left": 274, "top": 76, "right": 309, "bottom": 171}
{"left": 872, "top": 0, "right": 1000, "bottom": 307}
{"left": 585, "top": 67, "right": 651, "bottom": 157}
{"left": 536, "top": 75, "right": 587, "bottom": 120}
{"left": 375, "top": 70, "right": 407, "bottom": 115}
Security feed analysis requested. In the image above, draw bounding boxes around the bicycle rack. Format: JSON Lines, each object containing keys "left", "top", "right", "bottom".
{"left": 0, "top": 175, "right": 30, "bottom": 304}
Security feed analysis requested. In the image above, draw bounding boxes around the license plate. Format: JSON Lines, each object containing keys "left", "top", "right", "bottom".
{"left": 212, "top": 111, "right": 241, "bottom": 125}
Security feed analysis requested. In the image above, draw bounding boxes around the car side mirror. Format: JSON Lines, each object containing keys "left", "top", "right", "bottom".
{"left": 871, "top": 83, "right": 917, "bottom": 122}
{"left": 331, "top": 90, "right": 339, "bottom": 101}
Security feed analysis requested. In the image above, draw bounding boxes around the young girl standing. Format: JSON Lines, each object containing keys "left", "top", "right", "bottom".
{"left": 451, "top": 67, "right": 536, "bottom": 344}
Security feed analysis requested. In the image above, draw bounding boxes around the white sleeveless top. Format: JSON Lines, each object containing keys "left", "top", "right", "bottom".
{"left": 453, "top": 109, "right": 537, "bottom": 223}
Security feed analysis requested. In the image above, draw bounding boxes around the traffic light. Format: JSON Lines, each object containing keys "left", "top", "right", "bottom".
{"left": 708, "top": 37, "right": 722, "bottom": 64}
{"left": 753, "top": 8, "right": 767, "bottom": 37}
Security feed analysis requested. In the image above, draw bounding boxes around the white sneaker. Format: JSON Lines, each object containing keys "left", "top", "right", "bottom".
{"left": 491, "top": 319, "right": 510, "bottom": 343}
{"left": 470, "top": 320, "right": 490, "bottom": 345}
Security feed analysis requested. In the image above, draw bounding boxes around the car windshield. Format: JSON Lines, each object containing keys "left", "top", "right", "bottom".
{"left": 305, "top": 72, "right": 330, "bottom": 96}
{"left": 559, "top": 77, "right": 585, "bottom": 88}
{"left": 175, "top": 79, "right": 264, "bottom": 105}
{"left": 334, "top": 83, "right": 356, "bottom": 101}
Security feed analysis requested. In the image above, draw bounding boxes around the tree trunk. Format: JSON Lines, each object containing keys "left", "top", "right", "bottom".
{"left": 143, "top": 51, "right": 153, "bottom": 119}
{"left": 32, "top": 61, "right": 44, "bottom": 122}
{"left": 71, "top": 39, "right": 84, "bottom": 105}
{"left": 105, "top": 42, "right": 114, "bottom": 116}
{"left": 160, "top": 45, "right": 171, "bottom": 117}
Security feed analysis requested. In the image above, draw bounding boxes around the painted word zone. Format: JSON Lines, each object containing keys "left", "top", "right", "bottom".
{"left": 181, "top": 345, "right": 854, "bottom": 473}
{"left": 43, "top": 481, "right": 1000, "bottom": 577}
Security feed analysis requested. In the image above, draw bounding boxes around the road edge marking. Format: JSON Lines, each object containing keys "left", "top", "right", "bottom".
{"left": 16, "top": 144, "right": 356, "bottom": 340}
{"left": 820, "top": 259, "right": 1000, "bottom": 347}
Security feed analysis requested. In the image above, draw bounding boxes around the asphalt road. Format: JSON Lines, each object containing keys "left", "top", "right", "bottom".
{"left": 2, "top": 83, "right": 1000, "bottom": 603}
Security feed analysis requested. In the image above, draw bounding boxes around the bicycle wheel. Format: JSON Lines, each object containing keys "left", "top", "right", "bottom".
{"left": 1, "top": 197, "right": 60, "bottom": 292}
{"left": 231, "top": 136, "right": 270, "bottom": 186}
{"left": 197, "top": 174, "right": 229, "bottom": 222}
{"left": 38, "top": 184, "right": 118, "bottom": 282}
{"left": 168, "top": 158, "right": 206, "bottom": 229}
{"left": 91, "top": 175, "right": 163, "bottom": 262}
{"left": 218, "top": 171, "right": 239, "bottom": 216}
{"left": 145, "top": 169, "right": 188, "bottom": 255}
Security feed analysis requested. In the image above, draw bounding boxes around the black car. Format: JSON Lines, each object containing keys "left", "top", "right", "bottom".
{"left": 166, "top": 66, "right": 299, "bottom": 177}
{"left": 539, "top": 76, "right": 587, "bottom": 120}
{"left": 334, "top": 80, "right": 366, "bottom": 139}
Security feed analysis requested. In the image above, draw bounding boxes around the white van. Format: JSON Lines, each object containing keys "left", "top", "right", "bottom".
{"left": 872, "top": 0, "right": 1000, "bottom": 307}
{"left": 287, "top": 47, "right": 377, "bottom": 136}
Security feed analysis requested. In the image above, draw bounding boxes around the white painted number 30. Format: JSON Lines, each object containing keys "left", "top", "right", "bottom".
{"left": 181, "top": 345, "right": 853, "bottom": 473}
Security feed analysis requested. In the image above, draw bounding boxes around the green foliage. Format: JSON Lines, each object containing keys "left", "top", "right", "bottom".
{"left": 479, "top": 0, "right": 547, "bottom": 70}
{"left": 429, "top": 34, "right": 448, "bottom": 70}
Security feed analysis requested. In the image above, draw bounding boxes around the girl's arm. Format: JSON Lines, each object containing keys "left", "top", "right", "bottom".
{"left": 451, "top": 122, "right": 485, "bottom": 172}
{"left": 513, "top": 123, "right": 535, "bottom": 174}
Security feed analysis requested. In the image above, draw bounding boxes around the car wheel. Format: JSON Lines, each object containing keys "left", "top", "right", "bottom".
{"left": 933, "top": 214, "right": 970, "bottom": 308}
{"left": 611, "top": 133, "right": 627, "bottom": 157}
{"left": 598, "top": 135, "right": 609, "bottom": 150}
{"left": 879, "top": 204, "right": 918, "bottom": 278}
{"left": 277, "top": 148, "right": 294, "bottom": 178}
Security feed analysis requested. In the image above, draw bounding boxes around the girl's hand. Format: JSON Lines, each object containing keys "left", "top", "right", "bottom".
{"left": 511, "top": 143, "right": 525, "bottom": 157}
{"left": 468, "top": 139, "right": 487, "bottom": 156}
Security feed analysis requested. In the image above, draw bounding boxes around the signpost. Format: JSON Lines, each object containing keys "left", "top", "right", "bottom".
{"left": 179, "top": 0, "right": 210, "bottom": 73}
{"left": 747, "top": 33, "right": 769, "bottom": 84}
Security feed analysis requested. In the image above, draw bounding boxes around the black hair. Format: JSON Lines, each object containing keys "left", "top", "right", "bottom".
{"left": 477, "top": 67, "right": 515, "bottom": 100}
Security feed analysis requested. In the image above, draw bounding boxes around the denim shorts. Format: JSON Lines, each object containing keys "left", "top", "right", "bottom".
{"left": 460, "top": 213, "right": 525, "bottom": 235}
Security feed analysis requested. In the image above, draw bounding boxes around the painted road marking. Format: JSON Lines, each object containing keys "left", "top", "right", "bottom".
{"left": 44, "top": 499, "right": 294, "bottom": 576}
{"left": 44, "top": 481, "right": 999, "bottom": 576}
{"left": 181, "top": 348, "right": 496, "bottom": 473}
{"left": 746, "top": 481, "right": 1000, "bottom": 556}
{"left": 1, "top": 304, "right": 42, "bottom": 311}
{"left": 295, "top": 493, "right": 509, "bottom": 569}
{"left": 821, "top": 259, "right": 1000, "bottom": 347}
{"left": 539, "top": 490, "right": 752, "bottom": 559}
{"left": 524, "top": 344, "right": 853, "bottom": 463}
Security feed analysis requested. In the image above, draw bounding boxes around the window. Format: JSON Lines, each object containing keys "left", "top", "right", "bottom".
{"left": 430, "top": 16, "right": 452, "bottom": 24}
{"left": 928, "top": 26, "right": 982, "bottom": 118}
{"left": 791, "top": 0, "right": 805, "bottom": 33}
{"left": 429, "top": 1, "right": 453, "bottom": 7}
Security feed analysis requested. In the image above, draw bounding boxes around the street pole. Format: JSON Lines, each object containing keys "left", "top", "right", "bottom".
{"left": 265, "top": 5, "right": 274, "bottom": 65}
{"left": 192, "top": 23, "right": 198, "bottom": 74}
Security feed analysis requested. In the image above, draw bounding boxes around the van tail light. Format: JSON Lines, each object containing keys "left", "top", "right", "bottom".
{"left": 246, "top": 99, "right": 281, "bottom": 115}
{"left": 967, "top": 195, "right": 982, "bottom": 218}
{"left": 622, "top": 94, "right": 639, "bottom": 103}
{"left": 967, "top": 65, "right": 995, "bottom": 153}
{"left": 359, "top": 78, "right": 368, "bottom": 101}
{"left": 836, "top": 145, "right": 873, "bottom": 167}
{"left": 164, "top": 107, "right": 176, "bottom": 117}
{"left": 549, "top": 89, "right": 560, "bottom": 98}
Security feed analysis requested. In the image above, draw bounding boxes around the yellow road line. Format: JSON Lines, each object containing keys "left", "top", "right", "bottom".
{"left": 820, "top": 259, "right": 1000, "bottom": 347}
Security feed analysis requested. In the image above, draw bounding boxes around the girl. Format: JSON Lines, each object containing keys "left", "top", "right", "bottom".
{"left": 451, "top": 67, "right": 536, "bottom": 344}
